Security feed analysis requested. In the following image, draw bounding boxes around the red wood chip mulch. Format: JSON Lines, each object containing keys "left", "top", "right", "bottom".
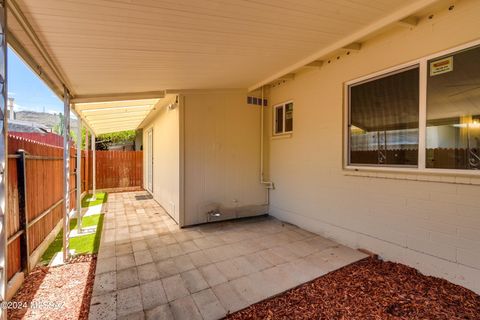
{"left": 8, "top": 254, "right": 97, "bottom": 320}
{"left": 226, "top": 257, "right": 480, "bottom": 320}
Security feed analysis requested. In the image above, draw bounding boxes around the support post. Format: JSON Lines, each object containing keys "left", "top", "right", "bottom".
{"left": 16, "top": 150, "right": 29, "bottom": 273}
{"left": 0, "top": 0, "right": 8, "bottom": 312}
{"left": 85, "top": 129, "right": 89, "bottom": 194}
{"left": 62, "top": 86, "right": 71, "bottom": 262}
{"left": 91, "top": 132, "right": 96, "bottom": 200}
{"left": 76, "top": 121, "right": 82, "bottom": 232}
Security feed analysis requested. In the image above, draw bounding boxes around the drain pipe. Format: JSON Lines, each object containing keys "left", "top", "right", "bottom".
{"left": 260, "top": 86, "right": 274, "bottom": 205}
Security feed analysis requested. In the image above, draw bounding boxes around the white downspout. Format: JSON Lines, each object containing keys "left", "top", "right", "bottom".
{"left": 260, "top": 86, "right": 274, "bottom": 205}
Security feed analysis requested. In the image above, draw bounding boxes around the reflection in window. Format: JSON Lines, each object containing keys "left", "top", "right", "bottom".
{"left": 274, "top": 105, "right": 284, "bottom": 134}
{"left": 273, "top": 102, "right": 293, "bottom": 135}
{"left": 426, "top": 45, "right": 480, "bottom": 170}
{"left": 285, "top": 102, "right": 293, "bottom": 132}
{"left": 348, "top": 66, "right": 419, "bottom": 166}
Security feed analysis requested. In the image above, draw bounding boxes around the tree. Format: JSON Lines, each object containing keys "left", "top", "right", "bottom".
{"left": 70, "top": 127, "right": 87, "bottom": 148}
{"left": 53, "top": 113, "right": 85, "bottom": 147}
{"left": 52, "top": 113, "right": 64, "bottom": 135}
{"left": 96, "top": 130, "right": 136, "bottom": 150}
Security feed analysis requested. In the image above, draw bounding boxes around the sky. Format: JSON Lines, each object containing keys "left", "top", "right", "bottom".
{"left": 7, "top": 48, "right": 64, "bottom": 114}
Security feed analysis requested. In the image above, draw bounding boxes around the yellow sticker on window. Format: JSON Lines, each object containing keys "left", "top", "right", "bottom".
{"left": 430, "top": 56, "right": 453, "bottom": 76}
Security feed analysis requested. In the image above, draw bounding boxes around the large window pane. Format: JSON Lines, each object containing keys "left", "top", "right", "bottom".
{"left": 349, "top": 66, "right": 419, "bottom": 166}
{"left": 426, "top": 45, "right": 480, "bottom": 170}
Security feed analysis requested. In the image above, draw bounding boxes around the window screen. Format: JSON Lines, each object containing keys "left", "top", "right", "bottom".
{"left": 348, "top": 66, "right": 420, "bottom": 166}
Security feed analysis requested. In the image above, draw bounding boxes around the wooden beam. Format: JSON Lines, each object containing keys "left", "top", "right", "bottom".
{"left": 72, "top": 91, "right": 165, "bottom": 103}
{"left": 249, "top": 0, "right": 439, "bottom": 91}
{"left": 397, "top": 16, "right": 419, "bottom": 27}
{"left": 78, "top": 104, "right": 153, "bottom": 112}
{"left": 84, "top": 113, "right": 148, "bottom": 121}
{"left": 342, "top": 43, "right": 362, "bottom": 51}
{"left": 277, "top": 73, "right": 295, "bottom": 81}
{"left": 305, "top": 60, "right": 324, "bottom": 68}
{"left": 88, "top": 118, "right": 146, "bottom": 125}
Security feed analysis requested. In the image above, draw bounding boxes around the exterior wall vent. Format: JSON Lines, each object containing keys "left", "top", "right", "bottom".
{"left": 247, "top": 96, "right": 267, "bottom": 106}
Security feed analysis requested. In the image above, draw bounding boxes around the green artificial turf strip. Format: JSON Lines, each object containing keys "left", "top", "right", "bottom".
{"left": 41, "top": 214, "right": 104, "bottom": 263}
{"left": 82, "top": 192, "right": 108, "bottom": 207}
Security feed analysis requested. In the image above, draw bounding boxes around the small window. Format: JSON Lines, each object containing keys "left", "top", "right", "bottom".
{"left": 426, "top": 45, "right": 480, "bottom": 170}
{"left": 274, "top": 102, "right": 293, "bottom": 135}
{"left": 348, "top": 66, "right": 420, "bottom": 166}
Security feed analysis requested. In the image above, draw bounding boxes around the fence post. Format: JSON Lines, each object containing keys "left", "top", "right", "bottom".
{"left": 16, "top": 150, "right": 30, "bottom": 273}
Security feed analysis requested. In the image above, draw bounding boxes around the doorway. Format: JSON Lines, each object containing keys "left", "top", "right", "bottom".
{"left": 146, "top": 128, "right": 153, "bottom": 192}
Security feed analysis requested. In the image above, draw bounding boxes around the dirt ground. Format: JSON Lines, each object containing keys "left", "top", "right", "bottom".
{"left": 226, "top": 257, "right": 480, "bottom": 320}
{"left": 8, "top": 254, "right": 96, "bottom": 320}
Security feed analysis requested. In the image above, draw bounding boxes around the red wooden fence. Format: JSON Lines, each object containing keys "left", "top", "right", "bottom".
{"left": 9, "top": 132, "right": 64, "bottom": 148}
{"left": 87, "top": 150, "right": 143, "bottom": 190}
{"left": 6, "top": 137, "right": 142, "bottom": 281}
{"left": 6, "top": 135, "right": 80, "bottom": 280}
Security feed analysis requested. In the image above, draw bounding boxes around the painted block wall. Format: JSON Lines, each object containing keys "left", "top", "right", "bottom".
{"left": 266, "top": 0, "right": 480, "bottom": 293}
{"left": 183, "top": 90, "right": 267, "bottom": 226}
{"left": 142, "top": 96, "right": 181, "bottom": 223}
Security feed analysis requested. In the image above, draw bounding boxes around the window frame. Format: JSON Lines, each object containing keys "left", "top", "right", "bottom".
{"left": 346, "top": 64, "right": 420, "bottom": 168}
{"left": 343, "top": 38, "right": 480, "bottom": 176}
{"left": 273, "top": 100, "right": 293, "bottom": 136}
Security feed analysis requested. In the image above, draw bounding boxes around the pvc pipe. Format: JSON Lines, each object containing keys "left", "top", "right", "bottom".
{"left": 259, "top": 86, "right": 273, "bottom": 205}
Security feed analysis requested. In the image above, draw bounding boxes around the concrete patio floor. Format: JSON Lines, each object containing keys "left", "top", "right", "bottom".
{"left": 89, "top": 191, "right": 367, "bottom": 320}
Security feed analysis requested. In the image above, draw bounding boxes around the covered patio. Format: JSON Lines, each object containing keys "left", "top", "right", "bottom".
{"left": 0, "top": 0, "right": 479, "bottom": 319}
{"left": 90, "top": 191, "right": 367, "bottom": 319}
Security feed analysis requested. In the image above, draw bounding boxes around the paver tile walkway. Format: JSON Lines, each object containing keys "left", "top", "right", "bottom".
{"left": 89, "top": 191, "right": 367, "bottom": 320}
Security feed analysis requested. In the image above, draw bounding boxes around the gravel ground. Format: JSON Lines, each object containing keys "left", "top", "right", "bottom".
{"left": 226, "top": 257, "right": 480, "bottom": 320}
{"left": 9, "top": 254, "right": 97, "bottom": 320}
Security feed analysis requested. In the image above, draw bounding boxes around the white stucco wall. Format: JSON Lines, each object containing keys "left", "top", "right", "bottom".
{"left": 266, "top": 0, "right": 480, "bottom": 293}
{"left": 143, "top": 96, "right": 181, "bottom": 223}
{"left": 182, "top": 90, "right": 267, "bottom": 226}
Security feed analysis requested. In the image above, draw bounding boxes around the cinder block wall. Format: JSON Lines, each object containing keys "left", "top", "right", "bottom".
{"left": 266, "top": 0, "right": 480, "bottom": 293}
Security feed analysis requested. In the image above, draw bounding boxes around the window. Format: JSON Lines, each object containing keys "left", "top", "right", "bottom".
{"left": 345, "top": 41, "right": 480, "bottom": 173}
{"left": 274, "top": 101, "right": 293, "bottom": 135}
{"left": 348, "top": 66, "right": 419, "bottom": 166}
{"left": 426, "top": 45, "right": 480, "bottom": 170}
